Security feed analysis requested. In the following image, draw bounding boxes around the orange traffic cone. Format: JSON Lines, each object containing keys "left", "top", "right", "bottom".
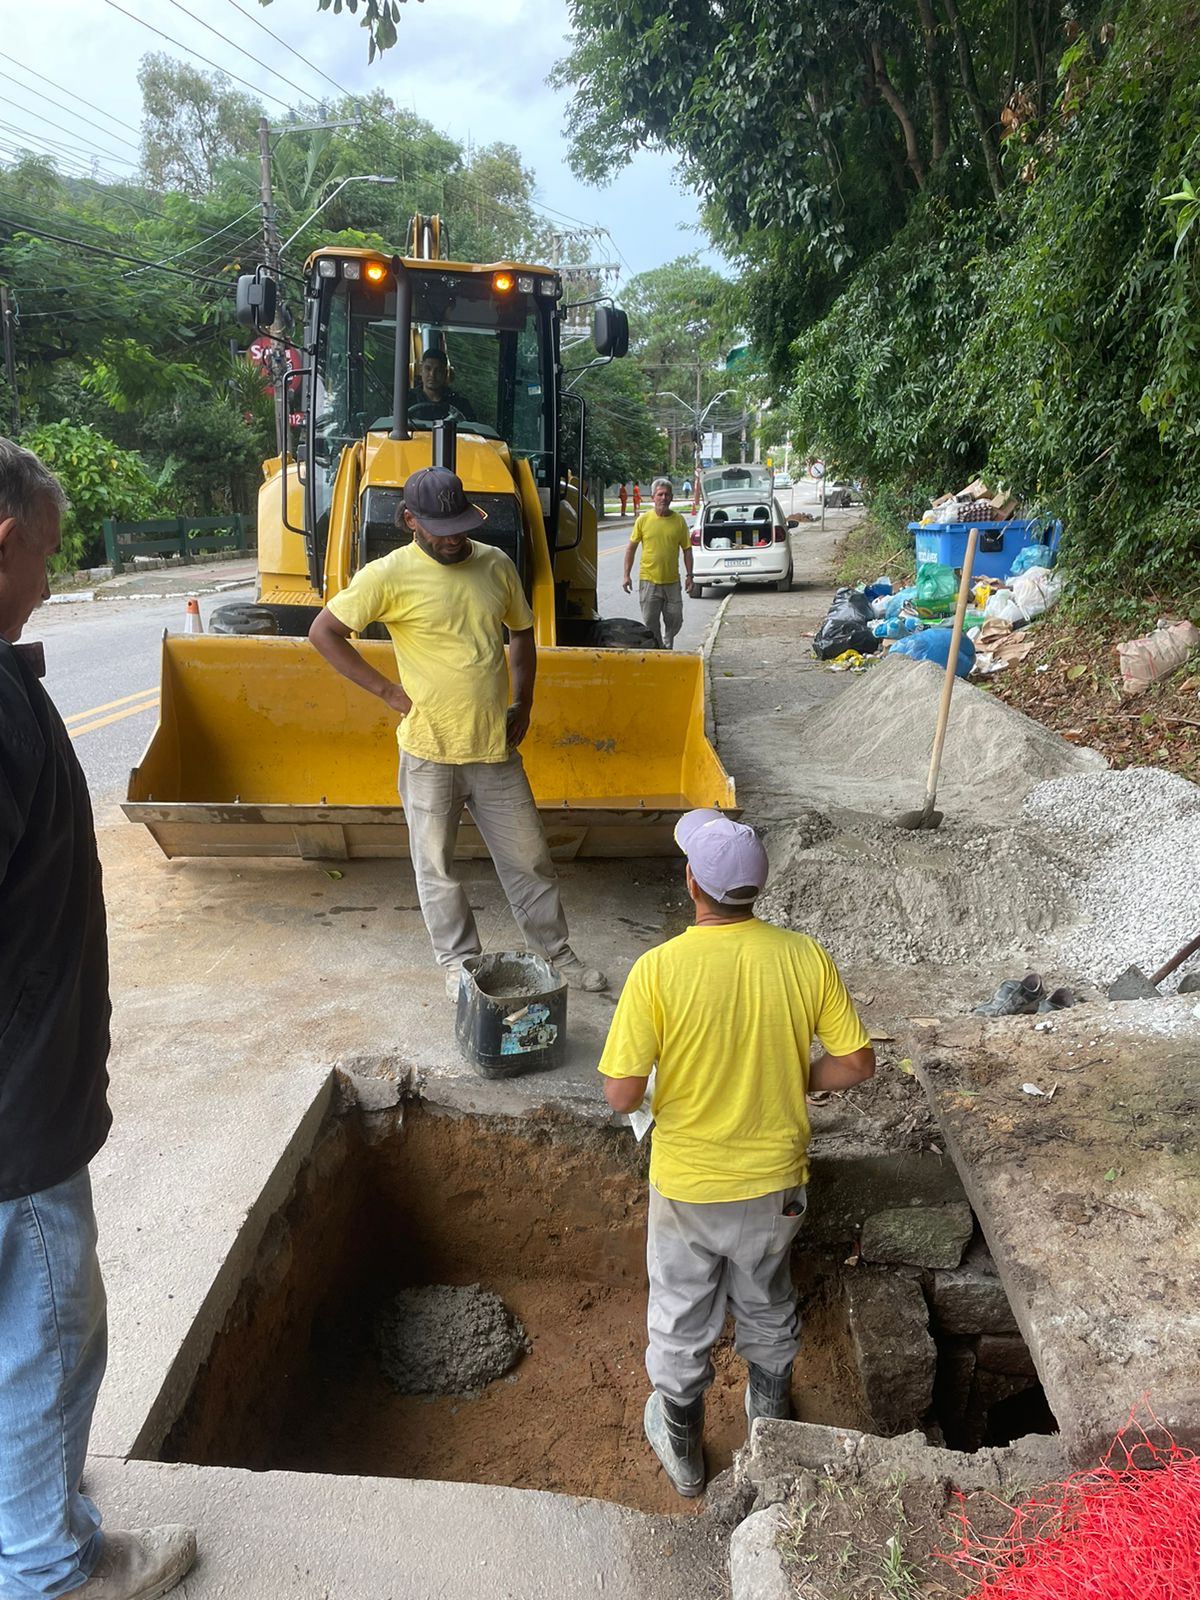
{"left": 183, "top": 596, "right": 203, "bottom": 635}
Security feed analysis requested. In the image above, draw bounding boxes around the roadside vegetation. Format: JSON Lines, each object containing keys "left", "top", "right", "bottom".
{"left": 557, "top": 0, "right": 1200, "bottom": 619}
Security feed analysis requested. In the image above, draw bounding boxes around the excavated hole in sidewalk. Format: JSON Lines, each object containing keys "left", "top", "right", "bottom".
{"left": 157, "top": 1102, "right": 1056, "bottom": 1516}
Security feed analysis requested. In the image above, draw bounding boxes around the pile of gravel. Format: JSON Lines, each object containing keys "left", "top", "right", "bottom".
{"left": 374, "top": 1283, "right": 529, "bottom": 1398}
{"left": 758, "top": 808, "right": 1079, "bottom": 971}
{"left": 1023, "top": 768, "right": 1200, "bottom": 992}
{"left": 792, "top": 657, "right": 1107, "bottom": 822}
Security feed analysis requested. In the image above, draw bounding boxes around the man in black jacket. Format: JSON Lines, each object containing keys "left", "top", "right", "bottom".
{"left": 0, "top": 439, "right": 195, "bottom": 1600}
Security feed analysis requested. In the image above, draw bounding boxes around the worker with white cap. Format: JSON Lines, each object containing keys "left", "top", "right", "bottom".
{"left": 597, "top": 809, "right": 875, "bottom": 1499}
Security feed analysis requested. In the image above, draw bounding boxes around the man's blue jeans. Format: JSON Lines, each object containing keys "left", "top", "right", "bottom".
{"left": 0, "top": 1168, "right": 106, "bottom": 1597}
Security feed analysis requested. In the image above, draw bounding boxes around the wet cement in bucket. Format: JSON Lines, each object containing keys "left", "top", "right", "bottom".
{"left": 468, "top": 953, "right": 556, "bottom": 1000}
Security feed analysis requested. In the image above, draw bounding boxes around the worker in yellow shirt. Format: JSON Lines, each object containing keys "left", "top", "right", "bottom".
{"left": 598, "top": 810, "right": 874, "bottom": 1498}
{"left": 622, "top": 477, "right": 694, "bottom": 649}
{"left": 308, "top": 466, "right": 606, "bottom": 1001}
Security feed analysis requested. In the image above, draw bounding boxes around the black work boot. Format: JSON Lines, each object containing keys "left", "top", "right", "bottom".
{"left": 643, "top": 1390, "right": 705, "bottom": 1498}
{"left": 745, "top": 1361, "right": 794, "bottom": 1430}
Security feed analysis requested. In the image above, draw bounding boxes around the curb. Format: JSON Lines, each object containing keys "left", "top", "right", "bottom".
{"left": 48, "top": 577, "right": 256, "bottom": 605}
{"left": 701, "top": 590, "right": 734, "bottom": 753}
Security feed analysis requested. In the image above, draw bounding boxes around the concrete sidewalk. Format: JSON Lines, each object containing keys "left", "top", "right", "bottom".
{"left": 50, "top": 556, "right": 258, "bottom": 605}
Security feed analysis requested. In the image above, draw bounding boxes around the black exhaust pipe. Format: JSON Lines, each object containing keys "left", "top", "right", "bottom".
{"left": 432, "top": 417, "right": 457, "bottom": 474}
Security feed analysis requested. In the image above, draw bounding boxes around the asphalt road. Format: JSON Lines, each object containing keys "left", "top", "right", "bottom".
{"left": 27, "top": 590, "right": 248, "bottom": 809}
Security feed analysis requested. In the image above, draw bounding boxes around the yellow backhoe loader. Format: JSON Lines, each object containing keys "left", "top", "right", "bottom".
{"left": 124, "top": 219, "right": 735, "bottom": 861}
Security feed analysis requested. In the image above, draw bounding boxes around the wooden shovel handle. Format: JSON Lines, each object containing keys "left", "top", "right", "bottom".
{"left": 921, "top": 528, "right": 979, "bottom": 809}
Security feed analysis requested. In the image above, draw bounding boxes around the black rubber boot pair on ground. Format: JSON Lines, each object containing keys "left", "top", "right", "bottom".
{"left": 644, "top": 1364, "right": 793, "bottom": 1499}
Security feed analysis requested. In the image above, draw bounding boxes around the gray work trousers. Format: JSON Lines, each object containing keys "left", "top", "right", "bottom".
{"left": 646, "top": 1182, "right": 807, "bottom": 1406}
{"left": 398, "top": 749, "right": 570, "bottom": 969}
{"left": 639, "top": 580, "right": 684, "bottom": 649}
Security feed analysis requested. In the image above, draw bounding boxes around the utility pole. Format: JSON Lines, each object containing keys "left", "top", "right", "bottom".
{"left": 0, "top": 285, "right": 18, "bottom": 436}
{"left": 257, "top": 115, "right": 288, "bottom": 459}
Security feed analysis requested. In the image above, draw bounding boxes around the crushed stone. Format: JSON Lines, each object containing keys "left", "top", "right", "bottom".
{"left": 757, "top": 808, "right": 1080, "bottom": 973}
{"left": 791, "top": 656, "right": 1107, "bottom": 822}
{"left": 1023, "top": 768, "right": 1200, "bottom": 993}
{"left": 374, "top": 1283, "right": 530, "bottom": 1397}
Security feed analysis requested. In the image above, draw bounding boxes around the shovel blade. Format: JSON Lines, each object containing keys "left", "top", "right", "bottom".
{"left": 1107, "top": 966, "right": 1159, "bottom": 1001}
{"left": 894, "top": 807, "right": 944, "bottom": 831}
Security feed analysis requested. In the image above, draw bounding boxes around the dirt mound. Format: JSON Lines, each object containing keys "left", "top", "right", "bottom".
{"left": 758, "top": 809, "right": 1080, "bottom": 973}
{"left": 793, "top": 657, "right": 1107, "bottom": 822}
{"left": 374, "top": 1283, "right": 529, "bottom": 1397}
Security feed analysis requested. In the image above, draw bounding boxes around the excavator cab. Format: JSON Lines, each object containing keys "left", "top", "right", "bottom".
{"left": 123, "top": 224, "right": 736, "bottom": 861}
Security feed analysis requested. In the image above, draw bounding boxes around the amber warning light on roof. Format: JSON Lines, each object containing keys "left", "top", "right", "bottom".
{"left": 364, "top": 261, "right": 388, "bottom": 284}
{"left": 492, "top": 271, "right": 515, "bottom": 293}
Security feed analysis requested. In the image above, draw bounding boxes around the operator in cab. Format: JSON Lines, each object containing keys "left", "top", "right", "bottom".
{"left": 407, "top": 349, "right": 474, "bottom": 422}
{"left": 308, "top": 465, "right": 607, "bottom": 1003}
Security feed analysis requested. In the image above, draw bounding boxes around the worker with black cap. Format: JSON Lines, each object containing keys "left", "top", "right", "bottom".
{"left": 309, "top": 465, "right": 607, "bottom": 998}
{"left": 598, "top": 809, "right": 874, "bottom": 1498}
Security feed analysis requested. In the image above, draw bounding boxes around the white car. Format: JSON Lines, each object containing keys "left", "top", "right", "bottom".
{"left": 690, "top": 488, "right": 794, "bottom": 595}
{"left": 774, "top": 470, "right": 793, "bottom": 489}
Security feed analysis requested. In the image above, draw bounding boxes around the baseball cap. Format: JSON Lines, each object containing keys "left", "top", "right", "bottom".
{"left": 674, "top": 808, "right": 769, "bottom": 905}
{"left": 403, "top": 466, "right": 487, "bottom": 537}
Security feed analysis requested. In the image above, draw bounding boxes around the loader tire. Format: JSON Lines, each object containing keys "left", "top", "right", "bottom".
{"left": 591, "top": 618, "right": 662, "bottom": 650}
{"left": 209, "top": 603, "right": 283, "bottom": 636}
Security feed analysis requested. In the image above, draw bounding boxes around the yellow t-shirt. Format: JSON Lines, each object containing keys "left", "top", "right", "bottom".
{"left": 630, "top": 510, "right": 690, "bottom": 584}
{"left": 598, "top": 919, "right": 869, "bottom": 1203}
{"left": 327, "top": 539, "right": 534, "bottom": 764}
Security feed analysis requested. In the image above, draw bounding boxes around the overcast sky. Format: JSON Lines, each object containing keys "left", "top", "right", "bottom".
{"left": 0, "top": 0, "right": 718, "bottom": 284}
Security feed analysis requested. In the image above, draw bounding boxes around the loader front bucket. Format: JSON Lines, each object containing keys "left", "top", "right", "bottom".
{"left": 124, "top": 635, "right": 737, "bottom": 861}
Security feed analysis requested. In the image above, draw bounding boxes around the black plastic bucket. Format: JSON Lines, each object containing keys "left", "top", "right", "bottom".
{"left": 455, "top": 952, "right": 567, "bottom": 1079}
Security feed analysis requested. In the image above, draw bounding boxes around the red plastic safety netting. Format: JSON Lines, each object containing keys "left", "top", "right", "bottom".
{"left": 945, "top": 1409, "right": 1200, "bottom": 1599}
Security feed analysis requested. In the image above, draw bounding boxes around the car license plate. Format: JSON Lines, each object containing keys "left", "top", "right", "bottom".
{"left": 724, "top": 557, "right": 752, "bottom": 567}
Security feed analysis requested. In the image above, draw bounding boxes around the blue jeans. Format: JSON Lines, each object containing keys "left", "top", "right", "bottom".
{"left": 0, "top": 1169, "right": 106, "bottom": 1597}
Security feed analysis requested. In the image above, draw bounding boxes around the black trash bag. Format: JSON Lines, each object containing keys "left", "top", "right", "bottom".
{"left": 812, "top": 587, "right": 881, "bottom": 660}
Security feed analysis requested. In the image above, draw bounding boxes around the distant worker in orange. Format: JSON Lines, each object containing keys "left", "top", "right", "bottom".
{"left": 632, "top": 481, "right": 641, "bottom": 514}
{"left": 619, "top": 483, "right": 628, "bottom": 516}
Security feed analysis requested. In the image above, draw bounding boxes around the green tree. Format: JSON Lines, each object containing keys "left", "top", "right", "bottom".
{"left": 20, "top": 421, "right": 160, "bottom": 569}
{"left": 139, "top": 54, "right": 263, "bottom": 197}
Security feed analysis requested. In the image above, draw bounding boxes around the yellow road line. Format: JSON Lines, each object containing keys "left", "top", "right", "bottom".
{"left": 64, "top": 687, "right": 160, "bottom": 725}
{"left": 69, "top": 698, "right": 160, "bottom": 740}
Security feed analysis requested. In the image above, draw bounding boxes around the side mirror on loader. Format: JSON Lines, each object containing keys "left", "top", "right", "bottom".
{"left": 593, "top": 305, "right": 629, "bottom": 359}
{"left": 235, "top": 271, "right": 278, "bottom": 331}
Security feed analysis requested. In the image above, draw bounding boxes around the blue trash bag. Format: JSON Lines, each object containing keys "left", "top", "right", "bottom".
{"left": 863, "top": 577, "right": 894, "bottom": 601}
{"left": 888, "top": 627, "right": 976, "bottom": 679}
{"left": 1008, "top": 542, "right": 1055, "bottom": 577}
{"left": 884, "top": 584, "right": 918, "bottom": 619}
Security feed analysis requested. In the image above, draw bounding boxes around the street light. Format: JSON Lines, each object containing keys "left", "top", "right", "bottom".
{"left": 281, "top": 175, "right": 399, "bottom": 253}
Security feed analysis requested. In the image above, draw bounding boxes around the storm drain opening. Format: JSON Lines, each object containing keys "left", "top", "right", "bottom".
{"left": 157, "top": 1102, "right": 1055, "bottom": 1514}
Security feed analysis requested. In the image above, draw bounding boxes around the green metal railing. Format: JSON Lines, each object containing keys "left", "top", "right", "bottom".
{"left": 101, "top": 515, "right": 253, "bottom": 575}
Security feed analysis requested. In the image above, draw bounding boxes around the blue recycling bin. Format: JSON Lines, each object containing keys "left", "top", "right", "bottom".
{"left": 908, "top": 518, "right": 1061, "bottom": 580}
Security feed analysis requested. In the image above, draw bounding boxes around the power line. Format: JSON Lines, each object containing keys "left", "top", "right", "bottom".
{"left": 0, "top": 106, "right": 137, "bottom": 171}
{"left": 0, "top": 50, "right": 142, "bottom": 135}
{"left": 0, "top": 211, "right": 233, "bottom": 287}
{"left": 0, "top": 122, "right": 134, "bottom": 181}
{"left": 165, "top": 0, "right": 324, "bottom": 108}
{"left": 0, "top": 69, "right": 142, "bottom": 154}
{"left": 100, "top": 0, "right": 297, "bottom": 113}
{"left": 223, "top": 0, "right": 361, "bottom": 109}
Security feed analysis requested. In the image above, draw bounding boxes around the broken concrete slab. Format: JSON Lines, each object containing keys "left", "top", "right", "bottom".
{"left": 745, "top": 1418, "right": 1066, "bottom": 1499}
{"left": 843, "top": 1268, "right": 936, "bottom": 1434}
{"left": 728, "top": 1504, "right": 790, "bottom": 1600}
{"left": 804, "top": 1150, "right": 968, "bottom": 1246}
{"left": 860, "top": 1202, "right": 973, "bottom": 1269}
{"left": 913, "top": 1006, "right": 1200, "bottom": 1463}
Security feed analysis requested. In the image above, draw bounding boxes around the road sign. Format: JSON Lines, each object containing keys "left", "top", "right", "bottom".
{"left": 702, "top": 431, "right": 723, "bottom": 459}
{"left": 808, "top": 460, "right": 825, "bottom": 479}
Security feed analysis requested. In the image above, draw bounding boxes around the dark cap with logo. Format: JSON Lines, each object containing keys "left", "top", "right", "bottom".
{"left": 403, "top": 466, "right": 487, "bottom": 537}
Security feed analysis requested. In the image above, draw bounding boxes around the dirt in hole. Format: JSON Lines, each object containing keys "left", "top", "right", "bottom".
{"left": 166, "top": 1107, "right": 872, "bottom": 1516}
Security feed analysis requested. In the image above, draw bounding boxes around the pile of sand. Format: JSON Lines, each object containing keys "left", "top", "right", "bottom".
{"left": 791, "top": 657, "right": 1107, "bottom": 822}
{"left": 758, "top": 808, "right": 1081, "bottom": 972}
